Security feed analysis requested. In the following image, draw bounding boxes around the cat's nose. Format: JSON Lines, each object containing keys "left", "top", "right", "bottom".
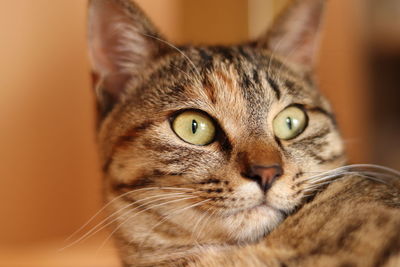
{"left": 243, "top": 164, "right": 283, "bottom": 192}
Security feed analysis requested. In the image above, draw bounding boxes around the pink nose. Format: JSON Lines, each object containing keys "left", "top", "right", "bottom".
{"left": 243, "top": 164, "right": 283, "bottom": 192}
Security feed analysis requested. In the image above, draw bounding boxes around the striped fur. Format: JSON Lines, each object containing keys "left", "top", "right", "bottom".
{"left": 87, "top": 0, "right": 400, "bottom": 266}
{"left": 190, "top": 176, "right": 400, "bottom": 267}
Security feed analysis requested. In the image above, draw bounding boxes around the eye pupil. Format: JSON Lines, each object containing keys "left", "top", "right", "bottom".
{"left": 192, "top": 120, "right": 198, "bottom": 134}
{"left": 286, "top": 117, "right": 293, "bottom": 130}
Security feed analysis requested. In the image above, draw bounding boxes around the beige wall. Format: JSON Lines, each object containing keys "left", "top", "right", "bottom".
{"left": 318, "top": 0, "right": 370, "bottom": 162}
{"left": 0, "top": 0, "right": 182, "bottom": 246}
{"left": 0, "top": 0, "right": 97, "bottom": 244}
{"left": 181, "top": 0, "right": 249, "bottom": 44}
{"left": 0, "top": 0, "right": 368, "bottom": 248}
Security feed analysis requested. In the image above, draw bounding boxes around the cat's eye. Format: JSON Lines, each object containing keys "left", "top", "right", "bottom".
{"left": 273, "top": 106, "right": 307, "bottom": 140}
{"left": 172, "top": 110, "right": 216, "bottom": 146}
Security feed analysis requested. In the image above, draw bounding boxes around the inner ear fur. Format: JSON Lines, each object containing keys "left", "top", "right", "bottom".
{"left": 88, "top": 0, "right": 172, "bottom": 118}
{"left": 254, "top": 0, "right": 326, "bottom": 69}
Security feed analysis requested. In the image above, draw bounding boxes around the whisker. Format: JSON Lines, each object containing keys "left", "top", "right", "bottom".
{"left": 303, "top": 174, "right": 396, "bottom": 195}
{"left": 190, "top": 206, "right": 212, "bottom": 244}
{"left": 350, "top": 164, "right": 400, "bottom": 176}
{"left": 310, "top": 171, "right": 394, "bottom": 185}
{"left": 304, "top": 164, "right": 400, "bottom": 184}
{"left": 195, "top": 208, "right": 218, "bottom": 243}
{"left": 298, "top": 164, "right": 400, "bottom": 199}
{"left": 141, "top": 33, "right": 202, "bottom": 79}
{"left": 64, "top": 187, "right": 192, "bottom": 242}
{"left": 137, "top": 199, "right": 211, "bottom": 249}
{"left": 59, "top": 193, "right": 194, "bottom": 251}
{"left": 96, "top": 195, "right": 199, "bottom": 253}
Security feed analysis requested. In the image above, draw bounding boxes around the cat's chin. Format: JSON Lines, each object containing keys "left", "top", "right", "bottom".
{"left": 220, "top": 204, "right": 285, "bottom": 243}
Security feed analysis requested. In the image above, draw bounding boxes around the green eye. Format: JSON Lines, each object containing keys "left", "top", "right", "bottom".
{"left": 273, "top": 106, "right": 307, "bottom": 140}
{"left": 172, "top": 110, "right": 216, "bottom": 145}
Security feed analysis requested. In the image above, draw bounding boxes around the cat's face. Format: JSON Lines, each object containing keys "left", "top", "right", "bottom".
{"left": 89, "top": 0, "right": 345, "bottom": 251}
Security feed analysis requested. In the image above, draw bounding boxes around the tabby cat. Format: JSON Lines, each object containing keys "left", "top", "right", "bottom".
{"left": 86, "top": 0, "right": 400, "bottom": 266}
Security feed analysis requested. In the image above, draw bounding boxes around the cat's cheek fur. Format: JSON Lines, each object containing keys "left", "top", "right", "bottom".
{"left": 267, "top": 180, "right": 301, "bottom": 212}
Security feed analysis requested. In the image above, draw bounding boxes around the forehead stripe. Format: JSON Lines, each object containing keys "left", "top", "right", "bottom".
{"left": 266, "top": 76, "right": 281, "bottom": 100}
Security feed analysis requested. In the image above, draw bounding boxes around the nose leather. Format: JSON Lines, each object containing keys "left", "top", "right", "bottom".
{"left": 245, "top": 164, "right": 283, "bottom": 192}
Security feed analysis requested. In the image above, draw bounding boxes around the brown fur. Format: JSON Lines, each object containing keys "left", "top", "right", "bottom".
{"left": 86, "top": 0, "right": 400, "bottom": 266}
{"left": 190, "top": 177, "right": 400, "bottom": 267}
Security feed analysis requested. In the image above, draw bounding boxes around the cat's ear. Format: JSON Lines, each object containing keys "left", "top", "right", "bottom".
{"left": 88, "top": 0, "right": 170, "bottom": 116}
{"left": 254, "top": 0, "right": 326, "bottom": 68}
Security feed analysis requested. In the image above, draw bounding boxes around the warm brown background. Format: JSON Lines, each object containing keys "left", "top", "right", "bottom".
{"left": 0, "top": 0, "right": 398, "bottom": 266}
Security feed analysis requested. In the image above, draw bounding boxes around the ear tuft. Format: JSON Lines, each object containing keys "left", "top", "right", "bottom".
{"left": 256, "top": 0, "right": 326, "bottom": 68}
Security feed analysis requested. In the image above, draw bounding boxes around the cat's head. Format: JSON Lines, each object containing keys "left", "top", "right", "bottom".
{"left": 89, "top": 0, "right": 345, "bottom": 251}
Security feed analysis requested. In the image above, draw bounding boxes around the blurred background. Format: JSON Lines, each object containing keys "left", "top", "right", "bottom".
{"left": 0, "top": 0, "right": 399, "bottom": 266}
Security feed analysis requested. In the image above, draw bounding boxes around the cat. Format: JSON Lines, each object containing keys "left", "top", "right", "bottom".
{"left": 86, "top": 0, "right": 400, "bottom": 266}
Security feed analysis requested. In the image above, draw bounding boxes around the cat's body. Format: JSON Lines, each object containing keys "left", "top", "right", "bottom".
{"left": 86, "top": 0, "right": 400, "bottom": 266}
{"left": 191, "top": 176, "right": 400, "bottom": 267}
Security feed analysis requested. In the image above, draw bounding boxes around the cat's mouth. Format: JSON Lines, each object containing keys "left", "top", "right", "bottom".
{"left": 226, "top": 200, "right": 283, "bottom": 217}
{"left": 247, "top": 202, "right": 286, "bottom": 217}
{"left": 244, "top": 200, "right": 268, "bottom": 213}
{"left": 215, "top": 200, "right": 286, "bottom": 243}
